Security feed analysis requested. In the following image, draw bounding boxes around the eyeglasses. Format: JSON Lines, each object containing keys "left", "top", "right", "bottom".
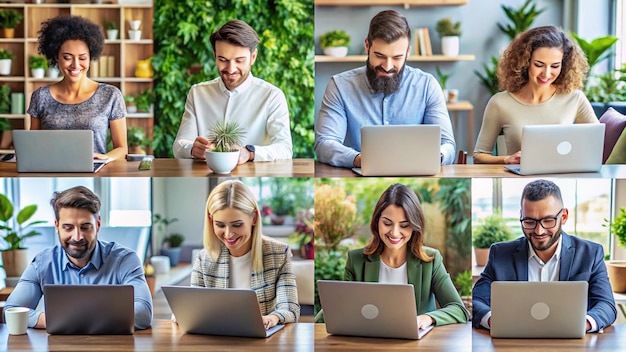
{"left": 519, "top": 208, "right": 564, "bottom": 230}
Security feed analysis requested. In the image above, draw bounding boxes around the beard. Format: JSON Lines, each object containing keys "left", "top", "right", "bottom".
{"left": 365, "top": 58, "right": 405, "bottom": 95}
{"left": 63, "top": 239, "right": 94, "bottom": 260}
{"left": 525, "top": 223, "right": 562, "bottom": 253}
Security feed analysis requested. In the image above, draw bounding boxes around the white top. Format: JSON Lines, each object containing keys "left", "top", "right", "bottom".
{"left": 172, "top": 73, "right": 293, "bottom": 161}
{"left": 378, "top": 261, "right": 408, "bottom": 284}
{"left": 527, "top": 236, "right": 562, "bottom": 282}
{"left": 229, "top": 251, "right": 252, "bottom": 289}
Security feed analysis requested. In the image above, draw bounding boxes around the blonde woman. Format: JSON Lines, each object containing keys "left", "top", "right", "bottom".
{"left": 191, "top": 180, "right": 300, "bottom": 329}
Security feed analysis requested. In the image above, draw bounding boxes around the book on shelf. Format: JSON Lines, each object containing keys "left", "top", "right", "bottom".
{"left": 90, "top": 60, "right": 99, "bottom": 78}
{"left": 413, "top": 28, "right": 432, "bottom": 56}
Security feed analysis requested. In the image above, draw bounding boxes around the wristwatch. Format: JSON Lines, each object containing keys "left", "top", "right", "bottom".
{"left": 245, "top": 144, "right": 255, "bottom": 162}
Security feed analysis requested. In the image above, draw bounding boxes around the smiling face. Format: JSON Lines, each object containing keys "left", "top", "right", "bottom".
{"left": 365, "top": 37, "right": 409, "bottom": 94}
{"left": 210, "top": 207, "right": 256, "bottom": 257}
{"left": 55, "top": 207, "right": 100, "bottom": 268}
{"left": 57, "top": 39, "right": 90, "bottom": 83}
{"left": 521, "top": 196, "right": 568, "bottom": 257}
{"left": 215, "top": 41, "right": 257, "bottom": 91}
{"left": 527, "top": 46, "right": 563, "bottom": 89}
{"left": 377, "top": 204, "right": 413, "bottom": 252}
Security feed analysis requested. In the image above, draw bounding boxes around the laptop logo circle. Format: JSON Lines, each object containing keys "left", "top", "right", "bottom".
{"left": 530, "top": 302, "right": 550, "bottom": 320}
{"left": 557, "top": 141, "right": 572, "bottom": 155}
{"left": 361, "top": 304, "right": 379, "bottom": 319}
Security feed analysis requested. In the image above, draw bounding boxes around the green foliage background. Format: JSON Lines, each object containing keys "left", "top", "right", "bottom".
{"left": 152, "top": 0, "right": 314, "bottom": 158}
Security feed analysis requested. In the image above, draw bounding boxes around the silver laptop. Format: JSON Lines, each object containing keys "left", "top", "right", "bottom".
{"left": 490, "top": 281, "right": 588, "bottom": 338}
{"left": 44, "top": 284, "right": 134, "bottom": 335}
{"left": 352, "top": 125, "right": 441, "bottom": 176}
{"left": 162, "top": 285, "right": 285, "bottom": 338}
{"left": 504, "top": 124, "right": 605, "bottom": 175}
{"left": 317, "top": 280, "right": 434, "bottom": 340}
{"left": 12, "top": 130, "right": 111, "bottom": 173}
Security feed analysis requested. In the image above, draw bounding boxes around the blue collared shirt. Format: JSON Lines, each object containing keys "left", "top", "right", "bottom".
{"left": 4, "top": 240, "right": 152, "bottom": 329}
{"left": 315, "top": 65, "right": 456, "bottom": 167}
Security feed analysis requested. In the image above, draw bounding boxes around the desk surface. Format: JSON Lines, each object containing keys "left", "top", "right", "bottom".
{"left": 314, "top": 323, "right": 471, "bottom": 351}
{"left": 0, "top": 159, "right": 314, "bottom": 178}
{"left": 1, "top": 320, "right": 314, "bottom": 352}
{"left": 472, "top": 325, "right": 625, "bottom": 351}
{"left": 315, "top": 162, "right": 626, "bottom": 178}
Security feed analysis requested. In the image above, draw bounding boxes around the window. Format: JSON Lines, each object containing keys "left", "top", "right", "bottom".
{"left": 616, "top": 0, "right": 625, "bottom": 68}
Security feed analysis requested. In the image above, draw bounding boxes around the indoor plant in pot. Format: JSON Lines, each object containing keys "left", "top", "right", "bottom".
{"left": 472, "top": 212, "right": 513, "bottom": 266}
{"left": 205, "top": 120, "right": 246, "bottom": 174}
{"left": 606, "top": 207, "right": 626, "bottom": 293}
{"left": 320, "top": 29, "right": 350, "bottom": 58}
{"left": 127, "top": 125, "right": 148, "bottom": 155}
{"left": 154, "top": 214, "right": 184, "bottom": 267}
{"left": 0, "top": 9, "right": 23, "bottom": 39}
{"left": 105, "top": 20, "right": 119, "bottom": 41}
{"left": 0, "top": 48, "right": 13, "bottom": 76}
{"left": 124, "top": 95, "right": 137, "bottom": 113}
{"left": 436, "top": 18, "right": 461, "bottom": 57}
{"left": 29, "top": 55, "right": 48, "bottom": 79}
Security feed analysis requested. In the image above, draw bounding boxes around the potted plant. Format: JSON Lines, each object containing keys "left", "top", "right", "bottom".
{"left": 0, "top": 10, "right": 23, "bottom": 39}
{"left": 0, "top": 193, "right": 45, "bottom": 281}
{"left": 105, "top": 21, "right": 118, "bottom": 41}
{"left": 29, "top": 55, "right": 48, "bottom": 79}
{"left": 435, "top": 18, "right": 461, "bottom": 57}
{"left": 0, "top": 48, "right": 13, "bottom": 76}
{"left": 606, "top": 207, "right": 626, "bottom": 293}
{"left": 127, "top": 125, "right": 147, "bottom": 155}
{"left": 267, "top": 178, "right": 295, "bottom": 225}
{"left": 205, "top": 120, "right": 246, "bottom": 174}
{"left": 46, "top": 64, "right": 60, "bottom": 79}
{"left": 288, "top": 209, "right": 314, "bottom": 259}
{"left": 472, "top": 212, "right": 513, "bottom": 266}
{"left": 124, "top": 95, "right": 137, "bottom": 113}
{"left": 154, "top": 214, "right": 184, "bottom": 267}
{"left": 135, "top": 88, "right": 154, "bottom": 113}
{"left": 435, "top": 66, "right": 451, "bottom": 103}
{"left": 454, "top": 270, "right": 472, "bottom": 317}
{"left": 320, "top": 29, "right": 350, "bottom": 57}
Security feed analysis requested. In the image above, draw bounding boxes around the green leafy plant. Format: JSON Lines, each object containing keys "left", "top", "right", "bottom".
{"left": 571, "top": 33, "right": 619, "bottom": 71}
{"left": 208, "top": 120, "right": 246, "bottom": 152}
{"left": 28, "top": 55, "right": 48, "bottom": 70}
{"left": 435, "top": 66, "right": 451, "bottom": 90}
{"left": 435, "top": 178, "right": 472, "bottom": 275}
{"left": 454, "top": 270, "right": 472, "bottom": 297}
{"left": 608, "top": 207, "right": 626, "bottom": 248}
{"left": 497, "top": 0, "right": 546, "bottom": 41}
{"left": 124, "top": 95, "right": 135, "bottom": 104}
{"left": 0, "top": 84, "right": 10, "bottom": 115}
{"left": 153, "top": 214, "right": 184, "bottom": 248}
{"left": 267, "top": 178, "right": 296, "bottom": 216}
{"left": 570, "top": 32, "right": 619, "bottom": 97}
{"left": 135, "top": 88, "right": 154, "bottom": 112}
{"left": 162, "top": 233, "right": 184, "bottom": 248}
{"left": 474, "top": 56, "right": 500, "bottom": 96}
{"left": 0, "top": 193, "right": 45, "bottom": 250}
{"left": 0, "top": 9, "right": 23, "bottom": 29}
{"left": 472, "top": 212, "right": 514, "bottom": 249}
{"left": 319, "top": 29, "right": 350, "bottom": 48}
{"left": 106, "top": 21, "right": 117, "bottom": 30}
{"left": 585, "top": 66, "right": 626, "bottom": 103}
{"left": 435, "top": 18, "right": 461, "bottom": 37}
{"left": 127, "top": 125, "right": 147, "bottom": 147}
{"left": 0, "top": 49, "right": 13, "bottom": 61}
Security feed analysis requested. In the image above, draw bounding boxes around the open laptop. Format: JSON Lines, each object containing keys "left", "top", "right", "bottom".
{"left": 317, "top": 280, "right": 434, "bottom": 340}
{"left": 44, "top": 284, "right": 134, "bottom": 335}
{"left": 12, "top": 130, "right": 112, "bottom": 173}
{"left": 504, "top": 124, "right": 605, "bottom": 175}
{"left": 162, "top": 285, "right": 285, "bottom": 338}
{"left": 490, "top": 281, "right": 588, "bottom": 338}
{"left": 352, "top": 125, "right": 441, "bottom": 176}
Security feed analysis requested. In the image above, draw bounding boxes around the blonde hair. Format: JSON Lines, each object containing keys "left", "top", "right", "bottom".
{"left": 204, "top": 180, "right": 263, "bottom": 272}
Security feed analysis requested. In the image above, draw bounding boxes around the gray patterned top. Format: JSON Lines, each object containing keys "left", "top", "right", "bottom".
{"left": 27, "top": 83, "right": 126, "bottom": 154}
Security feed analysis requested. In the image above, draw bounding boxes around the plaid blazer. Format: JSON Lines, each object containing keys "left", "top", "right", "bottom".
{"left": 191, "top": 236, "right": 300, "bottom": 323}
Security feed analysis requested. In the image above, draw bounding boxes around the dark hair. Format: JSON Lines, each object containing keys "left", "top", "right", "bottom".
{"left": 521, "top": 179, "right": 563, "bottom": 207}
{"left": 37, "top": 15, "right": 105, "bottom": 66}
{"left": 363, "top": 183, "right": 433, "bottom": 262}
{"left": 498, "top": 25, "right": 588, "bottom": 94}
{"left": 210, "top": 20, "right": 260, "bottom": 53}
{"left": 367, "top": 10, "right": 411, "bottom": 46}
{"left": 50, "top": 186, "right": 101, "bottom": 221}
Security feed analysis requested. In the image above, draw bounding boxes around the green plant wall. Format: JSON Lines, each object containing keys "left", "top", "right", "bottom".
{"left": 152, "top": 0, "right": 314, "bottom": 158}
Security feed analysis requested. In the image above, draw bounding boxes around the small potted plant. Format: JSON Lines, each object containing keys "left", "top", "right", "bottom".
{"left": 320, "top": 29, "right": 350, "bottom": 57}
{"left": 154, "top": 214, "right": 185, "bottom": 267}
{"left": 0, "top": 10, "right": 23, "bottom": 39}
{"left": 205, "top": 120, "right": 246, "bottom": 174}
{"left": 124, "top": 95, "right": 137, "bottom": 113}
{"left": 105, "top": 21, "right": 119, "bottom": 41}
{"left": 472, "top": 212, "right": 513, "bottom": 266}
{"left": 29, "top": 55, "right": 48, "bottom": 79}
{"left": 289, "top": 209, "right": 314, "bottom": 259}
{"left": 606, "top": 207, "right": 626, "bottom": 293}
{"left": 0, "top": 48, "right": 13, "bottom": 76}
{"left": 435, "top": 18, "right": 461, "bottom": 57}
{"left": 435, "top": 66, "right": 451, "bottom": 102}
{"left": 127, "top": 125, "right": 147, "bottom": 155}
{"left": 135, "top": 88, "right": 154, "bottom": 113}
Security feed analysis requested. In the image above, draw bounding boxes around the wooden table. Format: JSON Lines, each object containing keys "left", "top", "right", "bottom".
{"left": 0, "top": 319, "right": 314, "bottom": 352}
{"left": 315, "top": 162, "right": 626, "bottom": 178}
{"left": 315, "top": 323, "right": 471, "bottom": 351}
{"left": 472, "top": 324, "right": 626, "bottom": 351}
{"left": 0, "top": 158, "right": 315, "bottom": 178}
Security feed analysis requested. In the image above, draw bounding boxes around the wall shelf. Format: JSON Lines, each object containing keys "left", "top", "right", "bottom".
{"left": 315, "top": 54, "right": 475, "bottom": 63}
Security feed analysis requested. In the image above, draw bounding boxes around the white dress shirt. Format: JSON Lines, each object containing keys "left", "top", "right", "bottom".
{"left": 172, "top": 73, "right": 292, "bottom": 161}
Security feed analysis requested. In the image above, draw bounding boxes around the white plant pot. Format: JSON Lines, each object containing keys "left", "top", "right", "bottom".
{"left": 47, "top": 66, "right": 60, "bottom": 78}
{"left": 205, "top": 150, "right": 239, "bottom": 174}
{"left": 441, "top": 36, "right": 460, "bottom": 57}
{"left": 127, "top": 105, "right": 137, "bottom": 114}
{"left": 323, "top": 46, "right": 349, "bottom": 57}
{"left": 107, "top": 29, "right": 119, "bottom": 40}
{"left": 448, "top": 89, "right": 459, "bottom": 103}
{"left": 129, "top": 20, "right": 141, "bottom": 30}
{"left": 128, "top": 30, "right": 142, "bottom": 41}
{"left": 0, "top": 59, "right": 11, "bottom": 75}
{"left": 31, "top": 68, "right": 45, "bottom": 79}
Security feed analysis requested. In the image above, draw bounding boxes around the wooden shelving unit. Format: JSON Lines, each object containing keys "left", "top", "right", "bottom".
{"left": 0, "top": 1, "right": 153, "bottom": 153}
{"left": 315, "top": 54, "right": 475, "bottom": 63}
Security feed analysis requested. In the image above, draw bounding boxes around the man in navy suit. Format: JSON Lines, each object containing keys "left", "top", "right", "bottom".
{"left": 472, "top": 179, "right": 616, "bottom": 332}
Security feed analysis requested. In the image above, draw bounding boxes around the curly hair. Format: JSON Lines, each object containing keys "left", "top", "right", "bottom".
{"left": 497, "top": 26, "right": 588, "bottom": 94}
{"left": 37, "top": 15, "right": 104, "bottom": 66}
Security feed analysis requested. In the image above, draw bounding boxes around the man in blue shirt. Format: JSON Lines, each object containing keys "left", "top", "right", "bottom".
{"left": 4, "top": 186, "right": 152, "bottom": 330}
{"left": 315, "top": 10, "right": 456, "bottom": 168}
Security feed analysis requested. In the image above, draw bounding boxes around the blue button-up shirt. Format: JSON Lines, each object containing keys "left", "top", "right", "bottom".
{"left": 315, "top": 65, "right": 456, "bottom": 167}
{"left": 5, "top": 240, "right": 152, "bottom": 329}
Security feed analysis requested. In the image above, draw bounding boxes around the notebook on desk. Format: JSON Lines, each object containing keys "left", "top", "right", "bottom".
{"left": 12, "top": 130, "right": 112, "bottom": 173}
{"left": 317, "top": 280, "right": 434, "bottom": 340}
{"left": 352, "top": 125, "right": 441, "bottom": 176}
{"left": 504, "top": 124, "right": 605, "bottom": 175}
{"left": 44, "top": 284, "right": 134, "bottom": 335}
{"left": 162, "top": 285, "right": 285, "bottom": 338}
{"left": 490, "top": 281, "right": 588, "bottom": 338}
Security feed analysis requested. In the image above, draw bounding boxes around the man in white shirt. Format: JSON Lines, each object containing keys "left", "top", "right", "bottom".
{"left": 172, "top": 20, "right": 292, "bottom": 162}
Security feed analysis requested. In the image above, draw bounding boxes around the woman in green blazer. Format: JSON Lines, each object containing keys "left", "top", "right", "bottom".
{"left": 344, "top": 183, "right": 469, "bottom": 329}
